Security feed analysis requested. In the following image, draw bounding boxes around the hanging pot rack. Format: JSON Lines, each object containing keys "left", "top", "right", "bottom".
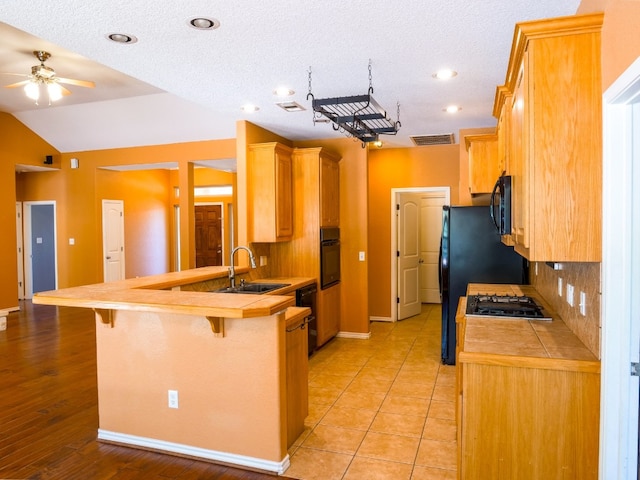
{"left": 307, "top": 60, "right": 401, "bottom": 146}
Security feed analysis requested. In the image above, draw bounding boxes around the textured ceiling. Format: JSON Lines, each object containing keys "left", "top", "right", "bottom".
{"left": 0, "top": 1, "right": 580, "bottom": 153}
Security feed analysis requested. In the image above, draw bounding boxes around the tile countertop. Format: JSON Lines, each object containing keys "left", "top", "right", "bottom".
{"left": 32, "top": 266, "right": 316, "bottom": 320}
{"left": 458, "top": 283, "right": 599, "bottom": 371}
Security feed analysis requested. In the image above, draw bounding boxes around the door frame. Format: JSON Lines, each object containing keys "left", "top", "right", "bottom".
{"left": 23, "top": 200, "right": 58, "bottom": 299}
{"left": 390, "top": 187, "right": 450, "bottom": 322}
{"left": 16, "top": 202, "right": 24, "bottom": 300}
{"left": 600, "top": 55, "right": 640, "bottom": 479}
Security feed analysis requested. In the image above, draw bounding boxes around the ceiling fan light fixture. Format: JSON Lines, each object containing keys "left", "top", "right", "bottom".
{"left": 106, "top": 33, "right": 138, "bottom": 44}
{"left": 24, "top": 81, "right": 39, "bottom": 101}
{"left": 188, "top": 17, "right": 220, "bottom": 30}
{"left": 47, "top": 82, "right": 63, "bottom": 102}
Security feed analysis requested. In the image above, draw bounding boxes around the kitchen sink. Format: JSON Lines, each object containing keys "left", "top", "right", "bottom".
{"left": 214, "top": 282, "right": 290, "bottom": 295}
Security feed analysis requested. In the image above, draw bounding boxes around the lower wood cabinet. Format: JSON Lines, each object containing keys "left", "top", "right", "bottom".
{"left": 456, "top": 289, "right": 600, "bottom": 479}
{"left": 285, "top": 307, "right": 310, "bottom": 447}
{"left": 316, "top": 284, "right": 340, "bottom": 347}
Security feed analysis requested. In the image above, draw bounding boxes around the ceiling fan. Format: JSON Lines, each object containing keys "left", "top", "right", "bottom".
{"left": 3, "top": 50, "right": 95, "bottom": 104}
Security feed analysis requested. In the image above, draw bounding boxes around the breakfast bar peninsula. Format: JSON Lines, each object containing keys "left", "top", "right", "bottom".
{"left": 33, "top": 266, "right": 315, "bottom": 475}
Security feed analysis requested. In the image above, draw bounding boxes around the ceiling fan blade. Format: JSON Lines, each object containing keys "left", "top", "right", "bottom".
{"left": 56, "top": 77, "right": 95, "bottom": 88}
{"left": 4, "top": 79, "right": 31, "bottom": 88}
{"left": 59, "top": 84, "right": 72, "bottom": 96}
{"left": 1, "top": 72, "right": 30, "bottom": 77}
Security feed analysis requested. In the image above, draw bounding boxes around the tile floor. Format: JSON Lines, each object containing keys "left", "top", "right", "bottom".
{"left": 284, "top": 304, "right": 457, "bottom": 480}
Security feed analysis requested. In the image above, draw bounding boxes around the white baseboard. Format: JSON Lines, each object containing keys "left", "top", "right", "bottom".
{"left": 97, "top": 429, "right": 290, "bottom": 474}
{"left": 336, "top": 331, "right": 371, "bottom": 340}
{"left": 370, "top": 316, "right": 393, "bottom": 323}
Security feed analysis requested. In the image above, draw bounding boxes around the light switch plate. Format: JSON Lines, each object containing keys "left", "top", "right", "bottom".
{"left": 358, "top": 251, "right": 365, "bottom": 261}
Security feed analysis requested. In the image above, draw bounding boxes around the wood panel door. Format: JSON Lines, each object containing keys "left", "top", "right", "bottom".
{"left": 195, "top": 205, "right": 222, "bottom": 267}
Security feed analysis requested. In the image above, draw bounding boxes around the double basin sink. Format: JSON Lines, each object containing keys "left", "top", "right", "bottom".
{"left": 214, "top": 282, "right": 290, "bottom": 295}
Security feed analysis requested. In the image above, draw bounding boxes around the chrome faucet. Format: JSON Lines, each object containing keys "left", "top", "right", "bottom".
{"left": 229, "top": 246, "right": 257, "bottom": 288}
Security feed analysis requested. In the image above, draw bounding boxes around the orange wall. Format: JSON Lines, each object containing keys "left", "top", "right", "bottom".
{"left": 11, "top": 132, "right": 236, "bottom": 303}
{"left": 367, "top": 144, "right": 460, "bottom": 318}
{"left": 96, "top": 169, "right": 172, "bottom": 278}
{"left": 2, "top": 113, "right": 60, "bottom": 309}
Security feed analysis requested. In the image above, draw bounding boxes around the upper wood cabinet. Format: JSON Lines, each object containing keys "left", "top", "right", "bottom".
{"left": 247, "top": 142, "right": 293, "bottom": 242}
{"left": 464, "top": 133, "right": 500, "bottom": 194}
{"left": 319, "top": 153, "right": 340, "bottom": 227}
{"left": 495, "top": 13, "right": 603, "bottom": 262}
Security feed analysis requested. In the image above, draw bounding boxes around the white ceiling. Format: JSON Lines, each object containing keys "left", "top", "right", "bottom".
{"left": 0, "top": 1, "right": 580, "bottom": 154}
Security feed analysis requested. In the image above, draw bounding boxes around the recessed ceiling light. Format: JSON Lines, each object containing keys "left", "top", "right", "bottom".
{"left": 273, "top": 87, "right": 295, "bottom": 97}
{"left": 241, "top": 104, "right": 259, "bottom": 113}
{"left": 106, "top": 33, "right": 138, "bottom": 44}
{"left": 188, "top": 17, "right": 220, "bottom": 30}
{"left": 444, "top": 105, "right": 462, "bottom": 113}
{"left": 433, "top": 69, "right": 458, "bottom": 80}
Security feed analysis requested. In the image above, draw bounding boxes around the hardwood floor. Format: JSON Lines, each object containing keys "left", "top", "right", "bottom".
{"left": 0, "top": 301, "right": 280, "bottom": 480}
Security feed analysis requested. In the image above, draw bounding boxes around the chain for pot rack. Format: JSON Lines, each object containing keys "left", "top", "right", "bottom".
{"left": 307, "top": 59, "right": 401, "bottom": 147}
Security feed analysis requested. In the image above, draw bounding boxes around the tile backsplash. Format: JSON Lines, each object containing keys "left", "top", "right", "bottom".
{"left": 530, "top": 261, "right": 601, "bottom": 358}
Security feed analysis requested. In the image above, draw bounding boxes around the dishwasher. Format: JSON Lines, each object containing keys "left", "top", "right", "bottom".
{"left": 295, "top": 283, "right": 317, "bottom": 355}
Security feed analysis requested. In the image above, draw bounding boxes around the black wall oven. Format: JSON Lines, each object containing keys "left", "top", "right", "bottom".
{"left": 320, "top": 227, "right": 340, "bottom": 289}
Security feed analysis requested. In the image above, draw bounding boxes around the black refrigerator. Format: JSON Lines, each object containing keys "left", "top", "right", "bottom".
{"left": 440, "top": 206, "right": 528, "bottom": 365}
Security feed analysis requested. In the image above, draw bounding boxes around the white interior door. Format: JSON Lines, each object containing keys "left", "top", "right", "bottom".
{"left": 397, "top": 193, "right": 421, "bottom": 320}
{"left": 419, "top": 193, "right": 447, "bottom": 303}
{"left": 102, "top": 200, "right": 125, "bottom": 282}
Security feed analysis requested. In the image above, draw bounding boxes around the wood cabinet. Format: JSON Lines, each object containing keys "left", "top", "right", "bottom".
{"left": 247, "top": 142, "right": 293, "bottom": 242}
{"left": 269, "top": 146, "right": 342, "bottom": 348}
{"left": 464, "top": 133, "right": 500, "bottom": 194}
{"left": 285, "top": 306, "right": 310, "bottom": 447}
{"left": 320, "top": 155, "right": 340, "bottom": 226}
{"left": 456, "top": 285, "right": 600, "bottom": 480}
{"left": 495, "top": 13, "right": 603, "bottom": 261}
{"left": 317, "top": 283, "right": 340, "bottom": 346}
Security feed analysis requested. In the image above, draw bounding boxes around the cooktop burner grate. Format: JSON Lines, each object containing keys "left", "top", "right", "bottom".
{"left": 465, "top": 294, "right": 551, "bottom": 320}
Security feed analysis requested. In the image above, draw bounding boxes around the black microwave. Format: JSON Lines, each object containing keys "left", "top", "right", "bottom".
{"left": 490, "top": 174, "right": 512, "bottom": 235}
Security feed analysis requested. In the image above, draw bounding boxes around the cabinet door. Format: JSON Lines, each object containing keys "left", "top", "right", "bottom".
{"left": 275, "top": 151, "right": 293, "bottom": 239}
{"left": 320, "top": 156, "right": 340, "bottom": 227}
{"left": 466, "top": 134, "right": 499, "bottom": 194}
{"left": 510, "top": 59, "right": 530, "bottom": 257}
{"left": 316, "top": 284, "right": 340, "bottom": 346}
{"left": 248, "top": 143, "right": 293, "bottom": 242}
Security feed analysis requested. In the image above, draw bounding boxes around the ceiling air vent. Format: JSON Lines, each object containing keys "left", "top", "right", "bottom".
{"left": 410, "top": 133, "right": 455, "bottom": 146}
{"left": 276, "top": 101, "right": 306, "bottom": 112}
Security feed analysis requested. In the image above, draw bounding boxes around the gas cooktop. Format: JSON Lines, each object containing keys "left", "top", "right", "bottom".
{"left": 465, "top": 294, "right": 552, "bottom": 320}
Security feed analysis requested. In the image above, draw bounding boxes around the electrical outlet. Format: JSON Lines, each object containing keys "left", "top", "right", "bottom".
{"left": 358, "top": 251, "right": 365, "bottom": 261}
{"left": 558, "top": 277, "right": 563, "bottom": 296}
{"left": 168, "top": 389, "right": 179, "bottom": 409}
{"left": 566, "top": 284, "right": 574, "bottom": 307}
{"left": 579, "top": 291, "right": 587, "bottom": 316}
